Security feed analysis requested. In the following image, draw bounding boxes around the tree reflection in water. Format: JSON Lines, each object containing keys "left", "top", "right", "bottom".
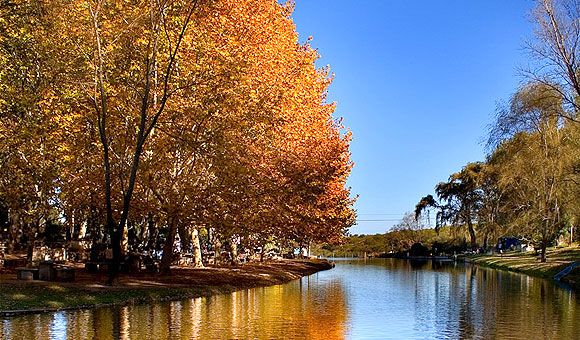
{"left": 1, "top": 259, "right": 578, "bottom": 339}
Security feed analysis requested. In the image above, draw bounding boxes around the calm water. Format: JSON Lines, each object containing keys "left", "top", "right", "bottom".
{"left": 1, "top": 259, "right": 579, "bottom": 339}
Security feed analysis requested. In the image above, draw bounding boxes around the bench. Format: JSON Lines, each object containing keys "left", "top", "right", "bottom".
{"left": 39, "top": 261, "right": 56, "bottom": 281}
{"left": 55, "top": 266, "right": 75, "bottom": 282}
{"left": 16, "top": 267, "right": 39, "bottom": 280}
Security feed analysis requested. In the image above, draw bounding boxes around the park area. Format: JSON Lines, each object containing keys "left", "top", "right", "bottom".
{"left": 0, "top": 257, "right": 333, "bottom": 316}
{"left": 470, "top": 246, "right": 580, "bottom": 290}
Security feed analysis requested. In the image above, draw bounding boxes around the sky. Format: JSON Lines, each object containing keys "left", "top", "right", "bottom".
{"left": 289, "top": 1, "right": 535, "bottom": 235}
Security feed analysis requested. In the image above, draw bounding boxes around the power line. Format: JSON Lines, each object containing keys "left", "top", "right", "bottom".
{"left": 357, "top": 213, "right": 405, "bottom": 216}
{"left": 355, "top": 219, "right": 402, "bottom": 222}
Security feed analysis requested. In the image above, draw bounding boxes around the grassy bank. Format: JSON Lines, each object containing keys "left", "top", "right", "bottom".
{"left": 0, "top": 259, "right": 333, "bottom": 317}
{"left": 469, "top": 246, "right": 580, "bottom": 290}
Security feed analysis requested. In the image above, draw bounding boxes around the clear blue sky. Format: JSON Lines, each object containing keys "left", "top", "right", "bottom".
{"left": 290, "top": 1, "right": 535, "bottom": 234}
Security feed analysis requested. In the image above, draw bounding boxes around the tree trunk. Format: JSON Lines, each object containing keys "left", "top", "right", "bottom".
{"left": 191, "top": 228, "right": 203, "bottom": 268}
{"left": 146, "top": 213, "right": 157, "bottom": 252}
{"left": 213, "top": 236, "right": 222, "bottom": 265}
{"left": 177, "top": 225, "right": 191, "bottom": 254}
{"left": 26, "top": 223, "right": 35, "bottom": 267}
{"left": 539, "top": 220, "right": 549, "bottom": 263}
{"left": 160, "top": 218, "right": 177, "bottom": 274}
{"left": 467, "top": 220, "right": 477, "bottom": 250}
{"left": 229, "top": 237, "right": 239, "bottom": 265}
{"left": 483, "top": 233, "right": 489, "bottom": 251}
{"left": 88, "top": 207, "right": 100, "bottom": 262}
{"left": 122, "top": 221, "right": 129, "bottom": 254}
{"left": 109, "top": 220, "right": 121, "bottom": 282}
{"left": 7, "top": 221, "right": 17, "bottom": 254}
{"left": 259, "top": 241, "right": 266, "bottom": 262}
{"left": 540, "top": 241, "right": 547, "bottom": 263}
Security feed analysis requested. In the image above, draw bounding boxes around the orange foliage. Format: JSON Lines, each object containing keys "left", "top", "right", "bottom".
{"left": 0, "top": 0, "right": 355, "bottom": 253}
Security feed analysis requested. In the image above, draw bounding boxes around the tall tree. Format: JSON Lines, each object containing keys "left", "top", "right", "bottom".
{"left": 0, "top": 0, "right": 73, "bottom": 264}
{"left": 489, "top": 83, "right": 568, "bottom": 261}
{"left": 434, "top": 163, "right": 484, "bottom": 250}
{"left": 525, "top": 0, "right": 580, "bottom": 122}
{"left": 57, "top": 0, "right": 203, "bottom": 281}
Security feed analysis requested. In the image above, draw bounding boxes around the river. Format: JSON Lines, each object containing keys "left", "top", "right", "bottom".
{"left": 1, "top": 258, "right": 579, "bottom": 339}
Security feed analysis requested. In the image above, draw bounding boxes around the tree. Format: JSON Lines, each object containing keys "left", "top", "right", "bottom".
{"left": 53, "top": 0, "right": 203, "bottom": 281}
{"left": 0, "top": 0, "right": 73, "bottom": 264}
{"left": 524, "top": 0, "right": 580, "bottom": 123}
{"left": 560, "top": 122, "right": 580, "bottom": 238}
{"left": 0, "top": 0, "right": 356, "bottom": 273}
{"left": 415, "top": 163, "right": 484, "bottom": 250}
{"left": 414, "top": 195, "right": 446, "bottom": 232}
{"left": 434, "top": 163, "right": 484, "bottom": 250}
{"left": 489, "top": 83, "right": 569, "bottom": 262}
{"left": 475, "top": 161, "right": 511, "bottom": 250}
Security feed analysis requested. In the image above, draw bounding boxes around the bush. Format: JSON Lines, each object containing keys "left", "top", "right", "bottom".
{"left": 409, "top": 243, "right": 429, "bottom": 257}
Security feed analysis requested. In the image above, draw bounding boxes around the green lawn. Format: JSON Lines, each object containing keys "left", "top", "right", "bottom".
{"left": 470, "top": 245, "right": 580, "bottom": 289}
{"left": 0, "top": 283, "right": 218, "bottom": 315}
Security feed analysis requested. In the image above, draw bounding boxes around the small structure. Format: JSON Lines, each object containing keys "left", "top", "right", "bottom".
{"left": 39, "top": 261, "right": 56, "bottom": 281}
{"left": 497, "top": 237, "right": 524, "bottom": 252}
{"left": 16, "top": 267, "right": 39, "bottom": 280}
{"left": 15, "top": 260, "right": 75, "bottom": 282}
{"left": 55, "top": 266, "right": 75, "bottom": 282}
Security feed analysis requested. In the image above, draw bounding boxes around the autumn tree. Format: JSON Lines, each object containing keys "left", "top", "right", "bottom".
{"left": 0, "top": 0, "right": 356, "bottom": 273}
{"left": 0, "top": 0, "right": 74, "bottom": 263}
{"left": 188, "top": 0, "right": 355, "bottom": 260}
{"left": 47, "top": 0, "right": 204, "bottom": 281}
{"left": 139, "top": 0, "right": 356, "bottom": 269}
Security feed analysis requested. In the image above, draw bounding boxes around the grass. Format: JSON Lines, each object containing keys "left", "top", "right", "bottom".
{"left": 469, "top": 245, "right": 580, "bottom": 289}
{"left": 0, "top": 283, "right": 216, "bottom": 314}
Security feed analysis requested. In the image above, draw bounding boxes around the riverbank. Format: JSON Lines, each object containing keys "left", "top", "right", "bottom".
{"left": 0, "top": 259, "right": 333, "bottom": 317}
{"left": 469, "top": 246, "right": 580, "bottom": 290}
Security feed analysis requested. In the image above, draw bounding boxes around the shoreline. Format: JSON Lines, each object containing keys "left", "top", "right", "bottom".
{"left": 0, "top": 259, "right": 334, "bottom": 318}
{"left": 467, "top": 247, "right": 580, "bottom": 291}
{"left": 336, "top": 249, "right": 580, "bottom": 291}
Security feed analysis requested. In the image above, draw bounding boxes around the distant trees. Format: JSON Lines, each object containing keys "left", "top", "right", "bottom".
{"left": 412, "top": 83, "right": 578, "bottom": 261}
{"left": 487, "top": 83, "right": 576, "bottom": 261}
{"left": 394, "top": 212, "right": 423, "bottom": 231}
{"left": 315, "top": 226, "right": 467, "bottom": 258}
{"left": 415, "top": 163, "right": 484, "bottom": 250}
{"left": 410, "top": 0, "right": 580, "bottom": 260}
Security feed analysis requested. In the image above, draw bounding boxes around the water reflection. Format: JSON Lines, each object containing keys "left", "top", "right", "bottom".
{"left": 1, "top": 259, "right": 578, "bottom": 339}
{"left": 336, "top": 259, "right": 579, "bottom": 339}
